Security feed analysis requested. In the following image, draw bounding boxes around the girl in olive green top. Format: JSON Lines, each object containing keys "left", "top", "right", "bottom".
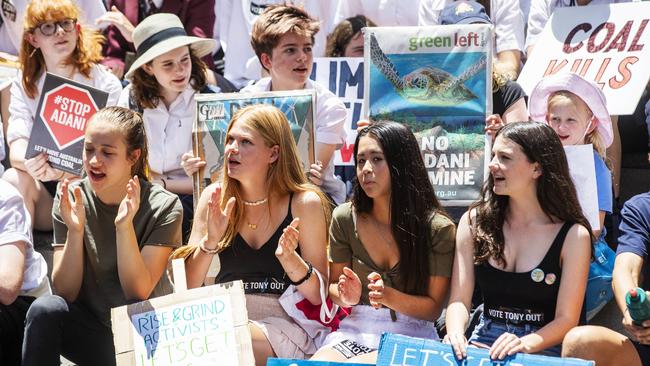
{"left": 311, "top": 121, "right": 456, "bottom": 363}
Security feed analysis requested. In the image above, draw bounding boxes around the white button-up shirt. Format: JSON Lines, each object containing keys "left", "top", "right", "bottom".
{"left": 118, "top": 84, "right": 197, "bottom": 178}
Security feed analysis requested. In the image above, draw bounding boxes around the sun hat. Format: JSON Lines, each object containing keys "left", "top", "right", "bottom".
{"left": 124, "top": 13, "right": 217, "bottom": 79}
{"left": 440, "top": 0, "right": 492, "bottom": 25}
{"left": 528, "top": 72, "right": 613, "bottom": 147}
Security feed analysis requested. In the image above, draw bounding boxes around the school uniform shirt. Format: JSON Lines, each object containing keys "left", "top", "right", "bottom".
{"left": 418, "top": 0, "right": 525, "bottom": 53}
{"left": 333, "top": 0, "right": 420, "bottom": 26}
{"left": 6, "top": 64, "right": 122, "bottom": 146}
{"left": 215, "top": 0, "right": 336, "bottom": 89}
{"left": 617, "top": 191, "right": 650, "bottom": 290}
{"left": 526, "top": 0, "right": 636, "bottom": 51}
{"left": 0, "top": 179, "right": 48, "bottom": 295}
{"left": 241, "top": 77, "right": 348, "bottom": 204}
{"left": 53, "top": 178, "right": 183, "bottom": 325}
{"left": 118, "top": 84, "right": 199, "bottom": 178}
{"left": 0, "top": 0, "right": 107, "bottom": 55}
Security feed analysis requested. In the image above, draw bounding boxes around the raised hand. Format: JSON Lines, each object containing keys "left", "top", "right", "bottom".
{"left": 204, "top": 184, "right": 235, "bottom": 250}
{"left": 367, "top": 271, "right": 385, "bottom": 309}
{"left": 338, "top": 266, "right": 362, "bottom": 307}
{"left": 59, "top": 179, "right": 85, "bottom": 234}
{"left": 485, "top": 114, "right": 505, "bottom": 139}
{"left": 180, "top": 152, "right": 206, "bottom": 177}
{"left": 95, "top": 6, "right": 135, "bottom": 42}
{"left": 115, "top": 176, "right": 141, "bottom": 227}
{"left": 25, "top": 153, "right": 63, "bottom": 182}
{"left": 276, "top": 218, "right": 300, "bottom": 258}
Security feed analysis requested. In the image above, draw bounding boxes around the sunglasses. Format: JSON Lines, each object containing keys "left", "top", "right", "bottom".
{"left": 33, "top": 18, "right": 77, "bottom": 36}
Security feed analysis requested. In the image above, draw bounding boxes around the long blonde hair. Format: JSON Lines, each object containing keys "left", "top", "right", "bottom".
{"left": 218, "top": 104, "right": 331, "bottom": 247}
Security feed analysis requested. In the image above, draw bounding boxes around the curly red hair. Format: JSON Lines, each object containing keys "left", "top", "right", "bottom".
{"left": 20, "top": 0, "right": 104, "bottom": 98}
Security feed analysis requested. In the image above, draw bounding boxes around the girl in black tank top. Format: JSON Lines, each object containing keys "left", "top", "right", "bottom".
{"left": 178, "top": 105, "right": 332, "bottom": 362}
{"left": 445, "top": 122, "right": 593, "bottom": 361}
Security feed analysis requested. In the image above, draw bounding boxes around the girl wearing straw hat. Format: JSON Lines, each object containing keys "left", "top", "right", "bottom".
{"left": 119, "top": 13, "right": 218, "bottom": 242}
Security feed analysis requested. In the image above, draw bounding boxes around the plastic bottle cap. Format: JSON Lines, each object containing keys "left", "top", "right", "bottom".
{"left": 631, "top": 289, "right": 639, "bottom": 298}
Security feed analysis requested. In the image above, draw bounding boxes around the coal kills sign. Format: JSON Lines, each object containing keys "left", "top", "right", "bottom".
{"left": 26, "top": 73, "right": 108, "bottom": 175}
{"left": 518, "top": 2, "right": 650, "bottom": 115}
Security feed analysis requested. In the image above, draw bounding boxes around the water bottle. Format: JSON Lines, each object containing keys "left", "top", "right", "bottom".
{"left": 626, "top": 288, "right": 650, "bottom": 326}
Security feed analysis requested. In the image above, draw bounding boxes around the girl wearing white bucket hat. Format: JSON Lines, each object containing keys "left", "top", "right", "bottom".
{"left": 119, "top": 13, "right": 217, "bottom": 242}
{"left": 528, "top": 72, "right": 614, "bottom": 320}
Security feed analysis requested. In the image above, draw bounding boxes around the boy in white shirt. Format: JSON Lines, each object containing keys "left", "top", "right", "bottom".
{"left": 243, "top": 4, "right": 347, "bottom": 204}
{"left": 0, "top": 178, "right": 49, "bottom": 365}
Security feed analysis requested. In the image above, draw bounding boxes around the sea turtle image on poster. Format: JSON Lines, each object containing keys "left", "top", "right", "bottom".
{"left": 369, "top": 33, "right": 486, "bottom": 107}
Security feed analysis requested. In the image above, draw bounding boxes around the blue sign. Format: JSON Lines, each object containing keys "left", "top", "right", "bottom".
{"left": 267, "top": 359, "right": 368, "bottom": 366}
{"left": 376, "top": 333, "right": 595, "bottom": 366}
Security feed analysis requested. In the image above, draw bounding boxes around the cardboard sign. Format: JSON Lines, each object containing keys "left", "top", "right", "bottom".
{"left": 309, "top": 57, "right": 365, "bottom": 166}
{"left": 565, "top": 145, "right": 600, "bottom": 230}
{"left": 376, "top": 333, "right": 595, "bottom": 366}
{"left": 365, "top": 25, "right": 492, "bottom": 205}
{"left": 111, "top": 281, "right": 254, "bottom": 366}
{"left": 518, "top": 2, "right": 650, "bottom": 116}
{"left": 267, "top": 359, "right": 368, "bottom": 366}
{"left": 193, "top": 91, "right": 316, "bottom": 199}
{"left": 25, "top": 73, "right": 108, "bottom": 175}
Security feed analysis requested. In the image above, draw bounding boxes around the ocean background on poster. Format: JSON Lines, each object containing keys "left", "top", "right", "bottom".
{"left": 366, "top": 25, "right": 491, "bottom": 203}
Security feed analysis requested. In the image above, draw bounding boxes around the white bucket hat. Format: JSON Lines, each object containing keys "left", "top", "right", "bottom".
{"left": 528, "top": 72, "right": 613, "bottom": 147}
{"left": 124, "top": 13, "right": 217, "bottom": 79}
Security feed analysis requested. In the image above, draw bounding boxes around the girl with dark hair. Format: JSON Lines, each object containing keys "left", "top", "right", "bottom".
{"left": 21, "top": 107, "right": 183, "bottom": 366}
{"left": 445, "top": 122, "right": 592, "bottom": 360}
{"left": 311, "top": 121, "right": 455, "bottom": 363}
{"left": 325, "top": 15, "right": 376, "bottom": 58}
{"left": 119, "top": 13, "right": 218, "bottom": 241}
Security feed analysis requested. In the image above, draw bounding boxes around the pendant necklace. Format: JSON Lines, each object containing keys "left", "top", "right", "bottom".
{"left": 244, "top": 197, "right": 268, "bottom": 230}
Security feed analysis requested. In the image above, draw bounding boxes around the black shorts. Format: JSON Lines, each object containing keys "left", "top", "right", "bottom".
{"left": 632, "top": 340, "right": 650, "bottom": 365}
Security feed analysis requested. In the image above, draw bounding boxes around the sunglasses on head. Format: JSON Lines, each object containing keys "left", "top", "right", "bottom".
{"left": 33, "top": 18, "right": 77, "bottom": 36}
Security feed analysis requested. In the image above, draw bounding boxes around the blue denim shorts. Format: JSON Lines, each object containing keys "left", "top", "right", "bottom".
{"left": 468, "top": 315, "right": 562, "bottom": 357}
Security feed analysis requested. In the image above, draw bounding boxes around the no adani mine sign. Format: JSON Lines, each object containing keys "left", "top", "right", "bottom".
{"left": 25, "top": 73, "right": 108, "bottom": 175}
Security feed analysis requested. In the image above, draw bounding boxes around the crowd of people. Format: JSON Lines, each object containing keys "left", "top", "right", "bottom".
{"left": 0, "top": 0, "right": 649, "bottom": 366}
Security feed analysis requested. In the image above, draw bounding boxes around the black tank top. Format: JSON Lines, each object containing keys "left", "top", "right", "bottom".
{"left": 475, "top": 222, "right": 573, "bottom": 327}
{"left": 215, "top": 195, "right": 294, "bottom": 295}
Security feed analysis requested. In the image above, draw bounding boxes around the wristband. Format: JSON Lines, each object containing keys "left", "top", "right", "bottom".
{"left": 288, "top": 261, "right": 313, "bottom": 286}
{"left": 198, "top": 239, "right": 220, "bottom": 255}
{"left": 160, "top": 177, "right": 167, "bottom": 189}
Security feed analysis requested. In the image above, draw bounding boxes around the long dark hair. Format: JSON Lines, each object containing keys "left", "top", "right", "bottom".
{"left": 470, "top": 122, "right": 593, "bottom": 266}
{"left": 352, "top": 121, "right": 446, "bottom": 296}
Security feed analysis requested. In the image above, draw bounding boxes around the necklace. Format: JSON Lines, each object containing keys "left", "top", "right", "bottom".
{"left": 246, "top": 206, "right": 267, "bottom": 230}
{"left": 243, "top": 197, "right": 268, "bottom": 206}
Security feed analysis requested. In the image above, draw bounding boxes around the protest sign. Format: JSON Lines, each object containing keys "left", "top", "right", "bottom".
{"left": 111, "top": 280, "right": 254, "bottom": 366}
{"left": 518, "top": 2, "right": 650, "bottom": 116}
{"left": 565, "top": 145, "right": 600, "bottom": 230}
{"left": 309, "top": 57, "right": 364, "bottom": 166}
{"left": 25, "top": 73, "right": 108, "bottom": 175}
{"left": 376, "top": 333, "right": 595, "bottom": 366}
{"left": 267, "top": 359, "right": 367, "bottom": 366}
{"left": 365, "top": 25, "right": 492, "bottom": 205}
{"left": 192, "top": 91, "right": 315, "bottom": 199}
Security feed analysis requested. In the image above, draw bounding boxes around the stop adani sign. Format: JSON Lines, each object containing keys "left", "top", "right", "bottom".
{"left": 26, "top": 73, "right": 109, "bottom": 175}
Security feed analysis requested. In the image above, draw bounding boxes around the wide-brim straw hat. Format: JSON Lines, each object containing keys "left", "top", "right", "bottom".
{"left": 124, "top": 13, "right": 217, "bottom": 79}
{"left": 528, "top": 72, "right": 613, "bottom": 147}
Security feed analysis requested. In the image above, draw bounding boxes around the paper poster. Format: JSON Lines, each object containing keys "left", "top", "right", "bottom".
{"left": 193, "top": 91, "right": 316, "bottom": 199}
{"left": 518, "top": 2, "right": 650, "bottom": 116}
{"left": 25, "top": 73, "right": 108, "bottom": 175}
{"left": 365, "top": 25, "right": 493, "bottom": 205}
{"left": 565, "top": 144, "right": 600, "bottom": 230}
{"left": 309, "top": 57, "right": 364, "bottom": 166}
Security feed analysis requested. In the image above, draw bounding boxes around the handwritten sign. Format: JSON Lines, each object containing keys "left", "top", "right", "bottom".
{"left": 376, "top": 333, "right": 594, "bottom": 366}
{"left": 111, "top": 281, "right": 254, "bottom": 366}
{"left": 309, "top": 58, "right": 365, "bottom": 166}
{"left": 518, "top": 3, "right": 650, "bottom": 115}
